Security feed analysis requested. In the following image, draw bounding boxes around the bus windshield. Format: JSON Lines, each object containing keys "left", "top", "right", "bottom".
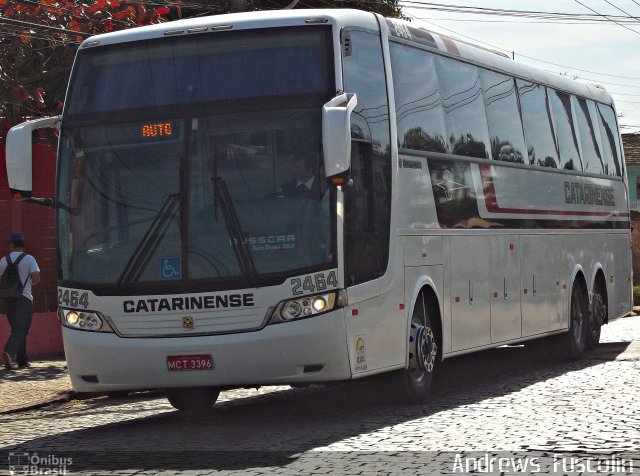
{"left": 57, "top": 27, "right": 335, "bottom": 293}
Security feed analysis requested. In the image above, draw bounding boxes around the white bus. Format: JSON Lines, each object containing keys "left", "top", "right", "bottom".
{"left": 6, "top": 9, "right": 632, "bottom": 410}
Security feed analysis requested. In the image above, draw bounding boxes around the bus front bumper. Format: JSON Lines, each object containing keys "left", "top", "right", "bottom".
{"left": 62, "top": 310, "right": 351, "bottom": 392}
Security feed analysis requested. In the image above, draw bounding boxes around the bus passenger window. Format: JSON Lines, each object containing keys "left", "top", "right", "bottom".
{"left": 573, "top": 97, "right": 604, "bottom": 174}
{"left": 389, "top": 42, "right": 447, "bottom": 153}
{"left": 480, "top": 70, "right": 525, "bottom": 163}
{"left": 596, "top": 103, "right": 623, "bottom": 176}
{"left": 548, "top": 90, "right": 582, "bottom": 171}
{"left": 436, "top": 56, "right": 490, "bottom": 159}
{"left": 517, "top": 80, "right": 559, "bottom": 168}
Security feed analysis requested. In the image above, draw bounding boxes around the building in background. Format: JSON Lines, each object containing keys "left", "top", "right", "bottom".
{"left": 624, "top": 134, "right": 640, "bottom": 211}
{"left": 623, "top": 133, "right": 640, "bottom": 286}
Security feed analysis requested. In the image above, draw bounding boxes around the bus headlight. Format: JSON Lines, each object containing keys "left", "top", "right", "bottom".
{"left": 271, "top": 291, "right": 339, "bottom": 324}
{"left": 58, "top": 308, "right": 114, "bottom": 333}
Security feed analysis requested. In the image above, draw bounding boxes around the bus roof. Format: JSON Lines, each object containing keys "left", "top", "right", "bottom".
{"left": 79, "top": 8, "right": 613, "bottom": 106}
{"left": 79, "top": 9, "right": 378, "bottom": 47}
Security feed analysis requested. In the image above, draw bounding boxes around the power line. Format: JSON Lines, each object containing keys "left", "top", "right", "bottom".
{"left": 0, "top": 17, "right": 92, "bottom": 38}
{"left": 519, "top": 54, "right": 640, "bottom": 81}
{"left": 573, "top": 0, "right": 640, "bottom": 36}
{"left": 398, "top": 8, "right": 640, "bottom": 124}
{"left": 602, "top": 0, "right": 639, "bottom": 20}
{"left": 399, "top": 1, "right": 640, "bottom": 22}
{"left": 402, "top": 11, "right": 640, "bottom": 82}
{"left": 411, "top": 16, "right": 639, "bottom": 25}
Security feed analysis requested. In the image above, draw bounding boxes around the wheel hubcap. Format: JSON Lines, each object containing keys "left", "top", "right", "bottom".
{"left": 572, "top": 297, "right": 584, "bottom": 344}
{"left": 591, "top": 293, "right": 606, "bottom": 334}
{"left": 410, "top": 322, "right": 437, "bottom": 379}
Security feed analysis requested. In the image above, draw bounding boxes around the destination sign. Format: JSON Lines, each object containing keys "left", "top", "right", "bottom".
{"left": 141, "top": 122, "right": 173, "bottom": 139}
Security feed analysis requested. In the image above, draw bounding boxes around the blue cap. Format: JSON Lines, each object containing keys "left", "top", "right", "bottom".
{"left": 8, "top": 232, "right": 24, "bottom": 246}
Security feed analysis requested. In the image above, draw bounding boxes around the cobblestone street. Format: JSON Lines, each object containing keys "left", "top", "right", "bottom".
{"left": 1, "top": 315, "right": 639, "bottom": 475}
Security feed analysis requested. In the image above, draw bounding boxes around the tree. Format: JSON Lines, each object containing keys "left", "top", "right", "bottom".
{"left": 0, "top": 0, "right": 403, "bottom": 138}
{"left": 0, "top": 0, "right": 178, "bottom": 138}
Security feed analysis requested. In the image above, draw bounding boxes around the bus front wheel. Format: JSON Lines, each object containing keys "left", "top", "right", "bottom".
{"left": 166, "top": 387, "right": 220, "bottom": 412}
{"left": 397, "top": 294, "right": 439, "bottom": 404}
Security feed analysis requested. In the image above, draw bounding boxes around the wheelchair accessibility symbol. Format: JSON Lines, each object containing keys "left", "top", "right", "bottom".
{"left": 161, "top": 257, "right": 181, "bottom": 280}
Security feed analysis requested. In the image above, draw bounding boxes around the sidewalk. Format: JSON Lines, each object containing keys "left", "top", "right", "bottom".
{"left": 1, "top": 313, "right": 639, "bottom": 414}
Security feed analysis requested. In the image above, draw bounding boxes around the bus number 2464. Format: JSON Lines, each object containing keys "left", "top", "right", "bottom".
{"left": 58, "top": 289, "right": 90, "bottom": 309}
{"left": 291, "top": 271, "right": 338, "bottom": 296}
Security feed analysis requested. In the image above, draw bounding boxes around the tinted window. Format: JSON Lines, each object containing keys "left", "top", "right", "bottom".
{"left": 390, "top": 42, "right": 447, "bottom": 153}
{"left": 343, "top": 30, "right": 391, "bottom": 286}
{"left": 596, "top": 103, "right": 623, "bottom": 176}
{"left": 548, "top": 90, "right": 581, "bottom": 171}
{"left": 573, "top": 96, "right": 603, "bottom": 174}
{"left": 517, "top": 80, "right": 558, "bottom": 168}
{"left": 480, "top": 70, "right": 525, "bottom": 163}
{"left": 436, "top": 57, "right": 489, "bottom": 158}
{"left": 66, "top": 27, "right": 333, "bottom": 117}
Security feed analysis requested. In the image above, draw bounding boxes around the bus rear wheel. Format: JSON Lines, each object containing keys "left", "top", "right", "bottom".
{"left": 561, "top": 282, "right": 588, "bottom": 360}
{"left": 166, "top": 387, "right": 220, "bottom": 412}
{"left": 587, "top": 283, "right": 606, "bottom": 349}
{"left": 397, "top": 295, "right": 439, "bottom": 404}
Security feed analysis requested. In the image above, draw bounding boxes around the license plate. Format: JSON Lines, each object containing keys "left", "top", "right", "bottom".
{"left": 167, "top": 354, "right": 213, "bottom": 371}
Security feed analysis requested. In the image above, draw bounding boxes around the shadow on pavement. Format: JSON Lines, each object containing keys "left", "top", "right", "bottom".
{"left": 0, "top": 364, "right": 68, "bottom": 383}
{"left": 1, "top": 340, "right": 634, "bottom": 472}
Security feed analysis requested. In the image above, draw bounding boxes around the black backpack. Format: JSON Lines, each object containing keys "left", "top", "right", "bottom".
{"left": 0, "top": 253, "right": 27, "bottom": 299}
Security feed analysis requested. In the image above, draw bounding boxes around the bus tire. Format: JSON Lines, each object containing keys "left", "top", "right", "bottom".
{"left": 561, "top": 282, "right": 589, "bottom": 360}
{"left": 166, "top": 387, "right": 220, "bottom": 412}
{"left": 396, "top": 294, "right": 439, "bottom": 404}
{"left": 587, "top": 281, "right": 606, "bottom": 349}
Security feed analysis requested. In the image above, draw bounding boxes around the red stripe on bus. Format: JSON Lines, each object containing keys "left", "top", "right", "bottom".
{"left": 439, "top": 35, "right": 460, "bottom": 55}
{"left": 479, "top": 164, "right": 629, "bottom": 218}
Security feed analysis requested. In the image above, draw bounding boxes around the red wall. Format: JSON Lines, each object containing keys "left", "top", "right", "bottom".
{"left": 1, "top": 139, "right": 63, "bottom": 356}
{"left": 0, "top": 312, "right": 62, "bottom": 357}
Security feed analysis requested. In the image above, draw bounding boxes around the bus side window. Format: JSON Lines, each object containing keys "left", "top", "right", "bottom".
{"left": 389, "top": 42, "right": 447, "bottom": 153}
{"left": 480, "top": 70, "right": 526, "bottom": 163}
{"left": 596, "top": 103, "right": 623, "bottom": 177}
{"left": 573, "top": 96, "right": 604, "bottom": 174}
{"left": 345, "top": 142, "right": 374, "bottom": 233}
{"left": 342, "top": 29, "right": 391, "bottom": 286}
{"left": 517, "top": 80, "right": 559, "bottom": 168}
{"left": 548, "top": 89, "right": 582, "bottom": 171}
{"left": 436, "top": 56, "right": 490, "bottom": 159}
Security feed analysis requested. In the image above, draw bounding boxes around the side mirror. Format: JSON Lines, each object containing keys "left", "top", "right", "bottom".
{"left": 5, "top": 116, "right": 60, "bottom": 201}
{"left": 322, "top": 93, "right": 357, "bottom": 178}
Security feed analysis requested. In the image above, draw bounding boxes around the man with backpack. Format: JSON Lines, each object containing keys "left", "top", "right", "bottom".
{"left": 0, "top": 233, "right": 40, "bottom": 371}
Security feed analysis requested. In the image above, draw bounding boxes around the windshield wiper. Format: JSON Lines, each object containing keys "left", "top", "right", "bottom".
{"left": 116, "top": 193, "right": 181, "bottom": 291}
{"left": 212, "top": 176, "right": 257, "bottom": 288}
